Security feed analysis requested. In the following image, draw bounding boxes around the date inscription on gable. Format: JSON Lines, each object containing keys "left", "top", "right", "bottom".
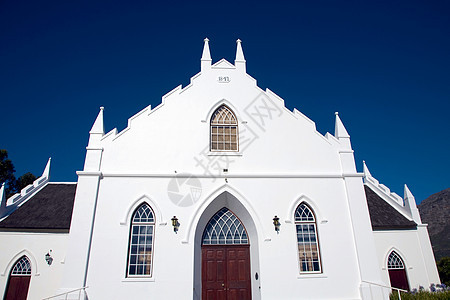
{"left": 218, "top": 76, "right": 231, "bottom": 83}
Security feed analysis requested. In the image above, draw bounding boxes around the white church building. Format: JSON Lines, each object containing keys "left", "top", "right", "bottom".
{"left": 0, "top": 39, "right": 440, "bottom": 300}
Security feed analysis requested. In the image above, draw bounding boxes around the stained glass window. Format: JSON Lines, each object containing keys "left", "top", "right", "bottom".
{"left": 210, "top": 105, "right": 238, "bottom": 151}
{"left": 11, "top": 256, "right": 31, "bottom": 275}
{"left": 127, "top": 203, "right": 155, "bottom": 277}
{"left": 202, "top": 207, "right": 248, "bottom": 245}
{"left": 295, "top": 203, "right": 322, "bottom": 273}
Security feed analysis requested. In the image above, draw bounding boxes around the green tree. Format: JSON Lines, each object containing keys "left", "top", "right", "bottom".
{"left": 437, "top": 256, "right": 450, "bottom": 286}
{"left": 0, "top": 150, "right": 36, "bottom": 198}
{"left": 0, "top": 149, "right": 16, "bottom": 197}
{"left": 12, "top": 172, "right": 37, "bottom": 193}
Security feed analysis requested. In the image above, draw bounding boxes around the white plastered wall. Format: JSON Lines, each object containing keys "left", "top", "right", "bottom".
{"left": 80, "top": 175, "right": 373, "bottom": 299}
{"left": 374, "top": 227, "right": 441, "bottom": 290}
{"left": 63, "top": 52, "right": 386, "bottom": 299}
{"left": 0, "top": 232, "right": 68, "bottom": 300}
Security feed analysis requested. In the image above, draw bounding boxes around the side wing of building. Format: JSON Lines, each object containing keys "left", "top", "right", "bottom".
{"left": 364, "top": 164, "right": 440, "bottom": 291}
{"left": 0, "top": 181, "right": 76, "bottom": 300}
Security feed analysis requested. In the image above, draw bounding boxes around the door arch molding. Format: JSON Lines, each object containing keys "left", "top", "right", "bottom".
{"left": 383, "top": 247, "right": 409, "bottom": 269}
{"left": 2, "top": 250, "right": 39, "bottom": 277}
{"left": 183, "top": 184, "right": 267, "bottom": 244}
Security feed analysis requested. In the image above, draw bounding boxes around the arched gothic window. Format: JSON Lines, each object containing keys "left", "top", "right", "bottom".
{"left": 11, "top": 256, "right": 31, "bottom": 275}
{"left": 4, "top": 256, "right": 32, "bottom": 300}
{"left": 127, "top": 203, "right": 155, "bottom": 277}
{"left": 387, "top": 251, "right": 409, "bottom": 291}
{"left": 295, "top": 203, "right": 322, "bottom": 273}
{"left": 388, "top": 251, "right": 405, "bottom": 269}
{"left": 210, "top": 105, "right": 238, "bottom": 151}
{"left": 202, "top": 207, "right": 248, "bottom": 245}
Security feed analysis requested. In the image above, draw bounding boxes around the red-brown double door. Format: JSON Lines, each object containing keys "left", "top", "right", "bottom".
{"left": 202, "top": 245, "right": 252, "bottom": 300}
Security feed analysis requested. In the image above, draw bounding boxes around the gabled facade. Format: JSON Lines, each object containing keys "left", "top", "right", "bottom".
{"left": 0, "top": 39, "right": 440, "bottom": 300}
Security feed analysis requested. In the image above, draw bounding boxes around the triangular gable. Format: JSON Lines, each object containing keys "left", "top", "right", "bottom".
{"left": 212, "top": 59, "right": 235, "bottom": 69}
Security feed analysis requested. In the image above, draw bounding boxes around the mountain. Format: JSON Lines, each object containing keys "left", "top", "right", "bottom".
{"left": 418, "top": 188, "right": 450, "bottom": 260}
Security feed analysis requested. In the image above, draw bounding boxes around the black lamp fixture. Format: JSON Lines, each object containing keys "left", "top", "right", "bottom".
{"left": 273, "top": 216, "right": 280, "bottom": 234}
{"left": 171, "top": 216, "right": 179, "bottom": 233}
{"left": 45, "top": 250, "right": 53, "bottom": 265}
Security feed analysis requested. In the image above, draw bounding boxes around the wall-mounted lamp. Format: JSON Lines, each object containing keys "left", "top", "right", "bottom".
{"left": 273, "top": 216, "right": 280, "bottom": 234}
{"left": 45, "top": 250, "right": 53, "bottom": 265}
{"left": 171, "top": 216, "right": 179, "bottom": 234}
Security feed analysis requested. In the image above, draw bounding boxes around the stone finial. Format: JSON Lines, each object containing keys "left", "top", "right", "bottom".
{"left": 201, "top": 38, "right": 212, "bottom": 72}
{"left": 201, "top": 38, "right": 212, "bottom": 61}
{"left": 334, "top": 112, "right": 350, "bottom": 138}
{"left": 363, "top": 161, "right": 372, "bottom": 178}
{"left": 90, "top": 107, "right": 105, "bottom": 135}
{"left": 404, "top": 184, "right": 422, "bottom": 224}
{"left": 235, "top": 39, "right": 246, "bottom": 62}
{"left": 42, "top": 157, "right": 51, "bottom": 179}
{"left": 404, "top": 184, "right": 414, "bottom": 201}
{"left": 235, "top": 39, "right": 246, "bottom": 72}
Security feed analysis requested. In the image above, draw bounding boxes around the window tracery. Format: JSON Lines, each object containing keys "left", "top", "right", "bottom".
{"left": 202, "top": 207, "right": 248, "bottom": 245}
{"left": 210, "top": 105, "right": 238, "bottom": 151}
{"left": 388, "top": 251, "right": 405, "bottom": 269}
{"left": 11, "top": 256, "right": 31, "bottom": 275}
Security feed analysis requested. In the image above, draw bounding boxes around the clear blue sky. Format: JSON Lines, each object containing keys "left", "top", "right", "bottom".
{"left": 1, "top": 0, "right": 449, "bottom": 203}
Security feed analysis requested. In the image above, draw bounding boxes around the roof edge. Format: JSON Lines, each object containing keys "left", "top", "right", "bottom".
{"left": 0, "top": 159, "right": 52, "bottom": 220}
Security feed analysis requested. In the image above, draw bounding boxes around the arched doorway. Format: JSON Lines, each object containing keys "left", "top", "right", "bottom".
{"left": 387, "top": 251, "right": 409, "bottom": 291}
{"left": 201, "top": 207, "right": 251, "bottom": 300}
{"left": 4, "top": 256, "right": 32, "bottom": 300}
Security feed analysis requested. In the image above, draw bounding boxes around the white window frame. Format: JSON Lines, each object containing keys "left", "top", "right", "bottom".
{"left": 295, "top": 203, "right": 322, "bottom": 274}
{"left": 126, "top": 203, "right": 155, "bottom": 278}
{"left": 210, "top": 105, "right": 239, "bottom": 152}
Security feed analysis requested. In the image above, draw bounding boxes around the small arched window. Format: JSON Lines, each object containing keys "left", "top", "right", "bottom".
{"left": 295, "top": 203, "right": 322, "bottom": 273}
{"left": 11, "top": 256, "right": 32, "bottom": 275}
{"left": 210, "top": 105, "right": 238, "bottom": 151}
{"left": 127, "top": 203, "right": 155, "bottom": 277}
{"left": 387, "top": 251, "right": 409, "bottom": 291}
{"left": 4, "top": 256, "right": 32, "bottom": 300}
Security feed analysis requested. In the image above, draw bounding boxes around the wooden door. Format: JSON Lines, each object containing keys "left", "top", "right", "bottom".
{"left": 389, "top": 269, "right": 410, "bottom": 291}
{"left": 202, "top": 245, "right": 251, "bottom": 300}
{"left": 4, "top": 276, "right": 31, "bottom": 300}
{"left": 226, "top": 246, "right": 251, "bottom": 300}
{"left": 203, "top": 246, "right": 227, "bottom": 300}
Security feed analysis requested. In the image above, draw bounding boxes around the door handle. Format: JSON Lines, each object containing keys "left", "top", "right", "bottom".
{"left": 221, "top": 283, "right": 225, "bottom": 287}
